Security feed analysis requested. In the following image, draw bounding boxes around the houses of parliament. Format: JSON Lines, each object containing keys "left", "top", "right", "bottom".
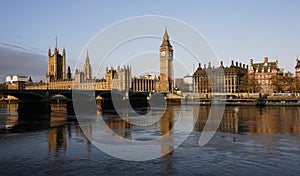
{"left": 6, "top": 28, "right": 300, "bottom": 95}
{"left": 22, "top": 29, "right": 174, "bottom": 93}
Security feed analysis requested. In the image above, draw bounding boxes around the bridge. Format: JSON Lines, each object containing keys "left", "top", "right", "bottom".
{"left": 0, "top": 89, "right": 149, "bottom": 114}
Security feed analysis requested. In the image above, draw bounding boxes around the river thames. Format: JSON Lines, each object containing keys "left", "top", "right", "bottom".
{"left": 0, "top": 103, "right": 300, "bottom": 175}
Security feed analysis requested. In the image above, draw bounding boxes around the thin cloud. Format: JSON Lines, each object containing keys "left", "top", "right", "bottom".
{"left": 1, "top": 42, "right": 44, "bottom": 55}
{"left": 0, "top": 46, "right": 47, "bottom": 82}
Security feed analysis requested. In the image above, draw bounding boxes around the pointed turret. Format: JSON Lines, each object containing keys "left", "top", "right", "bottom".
{"left": 86, "top": 49, "right": 90, "bottom": 62}
{"left": 163, "top": 27, "right": 169, "bottom": 41}
{"left": 160, "top": 27, "right": 172, "bottom": 48}
{"left": 83, "top": 49, "right": 92, "bottom": 80}
{"left": 48, "top": 48, "right": 51, "bottom": 57}
{"left": 67, "top": 66, "right": 72, "bottom": 80}
{"left": 295, "top": 57, "right": 300, "bottom": 69}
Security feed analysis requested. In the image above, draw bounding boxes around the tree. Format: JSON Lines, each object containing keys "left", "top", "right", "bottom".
{"left": 239, "top": 73, "right": 250, "bottom": 93}
{"left": 271, "top": 72, "right": 296, "bottom": 93}
{"left": 296, "top": 78, "right": 300, "bottom": 93}
{"left": 282, "top": 72, "right": 296, "bottom": 93}
{"left": 271, "top": 75, "right": 283, "bottom": 93}
{"left": 249, "top": 78, "right": 257, "bottom": 93}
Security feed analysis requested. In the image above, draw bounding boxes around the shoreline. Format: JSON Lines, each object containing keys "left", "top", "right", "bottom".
{"left": 2, "top": 98, "right": 300, "bottom": 107}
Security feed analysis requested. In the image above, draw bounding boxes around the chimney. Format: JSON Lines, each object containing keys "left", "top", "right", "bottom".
{"left": 246, "top": 65, "right": 249, "bottom": 69}
{"left": 198, "top": 63, "right": 202, "bottom": 69}
{"left": 264, "top": 57, "right": 268, "bottom": 64}
{"left": 243, "top": 64, "right": 245, "bottom": 68}
{"left": 236, "top": 62, "right": 238, "bottom": 67}
{"left": 250, "top": 58, "right": 253, "bottom": 66}
{"left": 231, "top": 60, "right": 234, "bottom": 66}
{"left": 220, "top": 61, "right": 224, "bottom": 67}
{"left": 204, "top": 64, "right": 206, "bottom": 69}
{"left": 239, "top": 63, "right": 242, "bottom": 67}
{"left": 208, "top": 62, "right": 211, "bottom": 68}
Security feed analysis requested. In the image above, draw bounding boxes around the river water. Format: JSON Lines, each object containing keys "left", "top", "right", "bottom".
{"left": 0, "top": 103, "right": 300, "bottom": 175}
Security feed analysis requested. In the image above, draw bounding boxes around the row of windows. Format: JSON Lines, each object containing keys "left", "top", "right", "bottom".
{"left": 257, "top": 80, "right": 272, "bottom": 84}
{"left": 256, "top": 75, "right": 272, "bottom": 79}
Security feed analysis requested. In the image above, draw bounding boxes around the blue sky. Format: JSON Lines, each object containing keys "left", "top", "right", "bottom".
{"left": 0, "top": 0, "right": 299, "bottom": 81}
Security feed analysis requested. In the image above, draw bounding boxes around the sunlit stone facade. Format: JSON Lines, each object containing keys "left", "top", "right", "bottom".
{"left": 193, "top": 61, "right": 247, "bottom": 94}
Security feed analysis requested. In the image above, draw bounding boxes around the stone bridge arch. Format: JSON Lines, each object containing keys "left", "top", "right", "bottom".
{"left": 1, "top": 91, "right": 45, "bottom": 102}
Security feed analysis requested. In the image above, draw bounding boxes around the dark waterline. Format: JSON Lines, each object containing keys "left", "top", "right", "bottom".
{"left": 0, "top": 103, "right": 300, "bottom": 175}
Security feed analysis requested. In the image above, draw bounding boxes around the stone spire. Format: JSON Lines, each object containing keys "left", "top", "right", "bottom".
{"left": 67, "top": 66, "right": 72, "bottom": 80}
{"left": 83, "top": 49, "right": 92, "bottom": 80}
{"left": 86, "top": 49, "right": 90, "bottom": 63}
{"left": 163, "top": 26, "right": 169, "bottom": 41}
{"left": 161, "top": 26, "right": 172, "bottom": 47}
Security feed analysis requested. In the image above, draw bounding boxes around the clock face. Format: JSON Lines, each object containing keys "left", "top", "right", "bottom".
{"left": 161, "top": 51, "right": 166, "bottom": 57}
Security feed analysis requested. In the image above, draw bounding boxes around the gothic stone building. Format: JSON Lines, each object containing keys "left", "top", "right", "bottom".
{"left": 131, "top": 28, "right": 174, "bottom": 93}
{"left": 158, "top": 28, "right": 174, "bottom": 93}
{"left": 193, "top": 61, "right": 247, "bottom": 94}
{"left": 112, "top": 65, "right": 132, "bottom": 91}
{"left": 46, "top": 46, "right": 67, "bottom": 83}
{"left": 131, "top": 74, "right": 159, "bottom": 92}
{"left": 25, "top": 44, "right": 73, "bottom": 90}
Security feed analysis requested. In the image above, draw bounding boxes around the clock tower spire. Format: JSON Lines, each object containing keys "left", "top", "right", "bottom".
{"left": 159, "top": 27, "right": 174, "bottom": 92}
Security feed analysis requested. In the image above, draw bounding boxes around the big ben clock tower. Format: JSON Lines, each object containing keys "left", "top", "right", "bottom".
{"left": 159, "top": 28, "right": 174, "bottom": 92}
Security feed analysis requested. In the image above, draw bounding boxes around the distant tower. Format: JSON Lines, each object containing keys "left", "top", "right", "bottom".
{"left": 83, "top": 50, "right": 92, "bottom": 80}
{"left": 295, "top": 57, "right": 300, "bottom": 80}
{"left": 67, "top": 66, "right": 72, "bottom": 80}
{"left": 159, "top": 27, "right": 174, "bottom": 92}
{"left": 46, "top": 38, "right": 66, "bottom": 83}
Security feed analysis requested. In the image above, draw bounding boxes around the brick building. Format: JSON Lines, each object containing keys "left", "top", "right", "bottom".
{"left": 248, "top": 57, "right": 283, "bottom": 94}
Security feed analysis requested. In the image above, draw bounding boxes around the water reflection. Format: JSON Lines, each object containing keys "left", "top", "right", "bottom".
{"left": 195, "top": 106, "right": 239, "bottom": 134}
{"left": 1, "top": 103, "right": 300, "bottom": 161}
{"left": 1, "top": 103, "right": 300, "bottom": 175}
{"left": 194, "top": 106, "right": 300, "bottom": 134}
{"left": 48, "top": 104, "right": 67, "bottom": 154}
{"left": 160, "top": 105, "right": 174, "bottom": 155}
{"left": 47, "top": 104, "right": 93, "bottom": 155}
{"left": 0, "top": 103, "right": 18, "bottom": 130}
{"left": 249, "top": 107, "right": 300, "bottom": 134}
{"left": 160, "top": 105, "right": 174, "bottom": 172}
{"left": 105, "top": 118, "right": 132, "bottom": 138}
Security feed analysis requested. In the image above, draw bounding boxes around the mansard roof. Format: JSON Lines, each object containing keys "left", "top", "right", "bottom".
{"left": 193, "top": 61, "right": 247, "bottom": 76}
{"left": 252, "top": 62, "right": 277, "bottom": 73}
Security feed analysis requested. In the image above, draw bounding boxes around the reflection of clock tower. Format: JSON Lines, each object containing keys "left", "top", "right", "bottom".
{"left": 159, "top": 28, "right": 174, "bottom": 92}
